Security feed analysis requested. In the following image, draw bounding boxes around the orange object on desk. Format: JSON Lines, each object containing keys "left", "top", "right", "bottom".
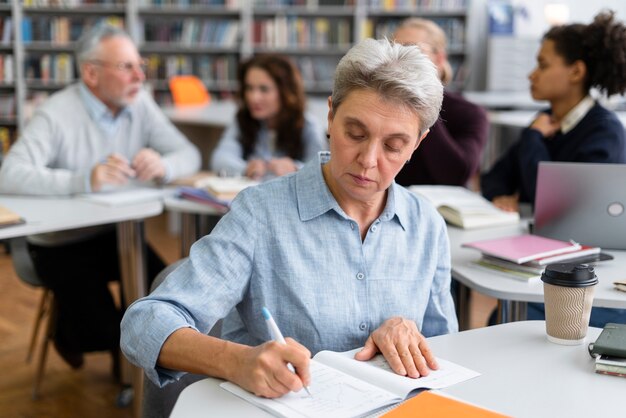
{"left": 169, "top": 75, "right": 210, "bottom": 107}
{"left": 383, "top": 391, "right": 510, "bottom": 418}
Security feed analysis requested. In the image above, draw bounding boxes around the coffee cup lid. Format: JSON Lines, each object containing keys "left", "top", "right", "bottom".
{"left": 541, "top": 263, "right": 598, "bottom": 287}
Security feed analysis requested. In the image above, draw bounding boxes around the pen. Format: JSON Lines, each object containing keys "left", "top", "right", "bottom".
{"left": 261, "top": 307, "right": 312, "bottom": 397}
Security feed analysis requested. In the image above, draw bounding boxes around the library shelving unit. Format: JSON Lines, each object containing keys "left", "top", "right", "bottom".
{"left": 4, "top": 0, "right": 468, "bottom": 134}
{"left": 0, "top": 0, "right": 17, "bottom": 153}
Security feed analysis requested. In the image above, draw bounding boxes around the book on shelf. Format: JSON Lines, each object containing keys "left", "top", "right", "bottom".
{"left": 382, "top": 390, "right": 510, "bottom": 418}
{"left": 0, "top": 205, "right": 25, "bottom": 228}
{"left": 462, "top": 234, "right": 582, "bottom": 264}
{"left": 221, "top": 347, "right": 480, "bottom": 418}
{"left": 408, "top": 185, "right": 520, "bottom": 229}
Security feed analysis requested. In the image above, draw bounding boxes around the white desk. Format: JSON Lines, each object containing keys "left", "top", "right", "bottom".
{"left": 463, "top": 91, "right": 547, "bottom": 110}
{"left": 0, "top": 195, "right": 163, "bottom": 415}
{"left": 488, "top": 109, "right": 626, "bottom": 129}
{"left": 162, "top": 98, "right": 330, "bottom": 131}
{"left": 170, "top": 321, "right": 624, "bottom": 418}
{"left": 448, "top": 222, "right": 626, "bottom": 324}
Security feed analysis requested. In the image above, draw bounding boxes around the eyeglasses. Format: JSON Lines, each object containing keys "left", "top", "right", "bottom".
{"left": 89, "top": 59, "right": 148, "bottom": 74}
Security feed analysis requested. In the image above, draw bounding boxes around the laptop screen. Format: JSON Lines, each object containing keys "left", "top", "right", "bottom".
{"left": 534, "top": 162, "right": 626, "bottom": 250}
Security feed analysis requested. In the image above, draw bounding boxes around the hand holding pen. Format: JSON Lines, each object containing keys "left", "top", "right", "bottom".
{"left": 90, "top": 153, "right": 136, "bottom": 191}
{"left": 260, "top": 307, "right": 312, "bottom": 397}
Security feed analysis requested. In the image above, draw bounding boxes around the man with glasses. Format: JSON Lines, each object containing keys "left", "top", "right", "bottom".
{"left": 0, "top": 25, "right": 200, "bottom": 372}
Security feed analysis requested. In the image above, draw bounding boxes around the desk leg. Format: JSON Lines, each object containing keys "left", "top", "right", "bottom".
{"left": 180, "top": 213, "right": 200, "bottom": 258}
{"left": 454, "top": 281, "right": 471, "bottom": 331}
{"left": 180, "top": 213, "right": 221, "bottom": 258}
{"left": 117, "top": 220, "right": 148, "bottom": 418}
{"left": 496, "top": 300, "right": 528, "bottom": 323}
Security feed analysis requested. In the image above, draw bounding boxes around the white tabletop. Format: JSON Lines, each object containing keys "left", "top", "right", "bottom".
{"left": 162, "top": 98, "right": 330, "bottom": 131}
{"left": 0, "top": 195, "right": 163, "bottom": 239}
{"left": 463, "top": 91, "right": 547, "bottom": 110}
{"left": 170, "top": 321, "right": 623, "bottom": 418}
{"left": 448, "top": 222, "right": 626, "bottom": 309}
{"left": 488, "top": 109, "right": 626, "bottom": 129}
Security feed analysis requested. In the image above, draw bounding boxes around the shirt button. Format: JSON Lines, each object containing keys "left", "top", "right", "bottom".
{"left": 350, "top": 223, "right": 355, "bottom": 230}
{"left": 356, "top": 272, "right": 364, "bottom": 280}
{"left": 370, "top": 225, "right": 377, "bottom": 232}
{"left": 359, "top": 323, "right": 367, "bottom": 331}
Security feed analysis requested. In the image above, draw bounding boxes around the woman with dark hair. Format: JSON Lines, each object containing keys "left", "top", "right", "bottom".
{"left": 481, "top": 11, "right": 626, "bottom": 328}
{"left": 211, "top": 54, "right": 326, "bottom": 179}
{"left": 482, "top": 11, "right": 626, "bottom": 212}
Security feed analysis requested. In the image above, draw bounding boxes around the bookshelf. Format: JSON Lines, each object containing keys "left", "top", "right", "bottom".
{"left": 3, "top": 0, "right": 469, "bottom": 134}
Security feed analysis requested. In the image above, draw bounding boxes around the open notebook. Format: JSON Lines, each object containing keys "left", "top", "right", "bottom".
{"left": 221, "top": 348, "right": 480, "bottom": 418}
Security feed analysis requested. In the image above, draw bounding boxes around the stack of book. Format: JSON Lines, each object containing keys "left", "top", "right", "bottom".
{"left": 590, "top": 323, "right": 626, "bottom": 378}
{"left": 462, "top": 234, "right": 602, "bottom": 282}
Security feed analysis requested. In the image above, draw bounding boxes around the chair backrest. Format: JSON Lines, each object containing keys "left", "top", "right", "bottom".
{"left": 168, "top": 75, "right": 210, "bottom": 107}
{"left": 9, "top": 237, "right": 45, "bottom": 287}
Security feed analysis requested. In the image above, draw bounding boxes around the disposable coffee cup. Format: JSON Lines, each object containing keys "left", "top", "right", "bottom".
{"left": 541, "top": 263, "right": 598, "bottom": 345}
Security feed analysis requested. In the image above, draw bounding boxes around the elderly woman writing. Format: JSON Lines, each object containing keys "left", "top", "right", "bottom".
{"left": 121, "top": 38, "right": 457, "bottom": 400}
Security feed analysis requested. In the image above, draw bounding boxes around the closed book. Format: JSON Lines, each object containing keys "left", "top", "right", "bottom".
{"left": 595, "top": 368, "right": 626, "bottom": 378}
{"left": 481, "top": 255, "right": 545, "bottom": 275}
{"left": 589, "top": 323, "right": 626, "bottom": 358}
{"left": 409, "top": 185, "right": 519, "bottom": 229}
{"left": 462, "top": 234, "right": 581, "bottom": 264}
{"left": 524, "top": 245, "right": 601, "bottom": 266}
{"left": 470, "top": 259, "right": 542, "bottom": 283}
{"left": 595, "top": 363, "right": 626, "bottom": 376}
{"left": 595, "top": 355, "right": 626, "bottom": 368}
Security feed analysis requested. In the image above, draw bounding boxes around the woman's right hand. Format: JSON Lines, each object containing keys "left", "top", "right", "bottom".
{"left": 530, "top": 113, "right": 560, "bottom": 138}
{"left": 492, "top": 194, "right": 519, "bottom": 212}
{"left": 246, "top": 159, "right": 267, "bottom": 180}
{"left": 230, "top": 338, "right": 311, "bottom": 398}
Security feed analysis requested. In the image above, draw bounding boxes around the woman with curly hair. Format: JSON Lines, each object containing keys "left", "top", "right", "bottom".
{"left": 482, "top": 10, "right": 626, "bottom": 212}
{"left": 481, "top": 10, "right": 626, "bottom": 328}
{"left": 211, "top": 54, "right": 326, "bottom": 180}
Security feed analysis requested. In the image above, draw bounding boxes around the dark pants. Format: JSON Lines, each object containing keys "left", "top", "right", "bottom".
{"left": 28, "top": 228, "right": 165, "bottom": 354}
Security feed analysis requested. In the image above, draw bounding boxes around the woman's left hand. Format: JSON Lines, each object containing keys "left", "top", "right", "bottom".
{"left": 354, "top": 317, "right": 438, "bottom": 378}
{"left": 267, "top": 158, "right": 298, "bottom": 176}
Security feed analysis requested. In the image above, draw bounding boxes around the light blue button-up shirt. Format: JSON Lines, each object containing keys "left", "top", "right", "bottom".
{"left": 121, "top": 152, "right": 458, "bottom": 386}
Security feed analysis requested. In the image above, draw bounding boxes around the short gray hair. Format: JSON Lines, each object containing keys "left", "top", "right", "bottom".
{"left": 75, "top": 24, "right": 131, "bottom": 70}
{"left": 331, "top": 38, "right": 443, "bottom": 134}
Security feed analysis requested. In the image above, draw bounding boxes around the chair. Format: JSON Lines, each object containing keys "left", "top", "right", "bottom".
{"left": 141, "top": 258, "right": 223, "bottom": 418}
{"left": 168, "top": 75, "right": 210, "bottom": 107}
{"left": 9, "top": 237, "right": 55, "bottom": 399}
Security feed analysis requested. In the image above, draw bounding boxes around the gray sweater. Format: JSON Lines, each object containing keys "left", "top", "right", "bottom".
{"left": 0, "top": 84, "right": 200, "bottom": 195}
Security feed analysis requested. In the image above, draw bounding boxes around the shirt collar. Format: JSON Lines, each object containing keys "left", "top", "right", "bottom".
{"left": 296, "top": 152, "right": 405, "bottom": 229}
{"left": 560, "top": 95, "right": 594, "bottom": 134}
{"left": 78, "top": 82, "right": 132, "bottom": 123}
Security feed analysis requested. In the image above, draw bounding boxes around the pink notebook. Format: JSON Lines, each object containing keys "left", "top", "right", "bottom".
{"left": 462, "top": 234, "right": 582, "bottom": 264}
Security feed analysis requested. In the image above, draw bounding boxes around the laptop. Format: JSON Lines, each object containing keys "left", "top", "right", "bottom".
{"left": 534, "top": 162, "right": 626, "bottom": 250}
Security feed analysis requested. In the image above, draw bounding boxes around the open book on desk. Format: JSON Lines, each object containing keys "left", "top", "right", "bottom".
{"left": 220, "top": 348, "right": 480, "bottom": 418}
{"left": 77, "top": 187, "right": 171, "bottom": 206}
{"left": 409, "top": 185, "right": 519, "bottom": 229}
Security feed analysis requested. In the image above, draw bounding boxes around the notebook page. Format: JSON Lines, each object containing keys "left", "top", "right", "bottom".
{"left": 315, "top": 349, "right": 480, "bottom": 399}
{"left": 220, "top": 360, "right": 400, "bottom": 418}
